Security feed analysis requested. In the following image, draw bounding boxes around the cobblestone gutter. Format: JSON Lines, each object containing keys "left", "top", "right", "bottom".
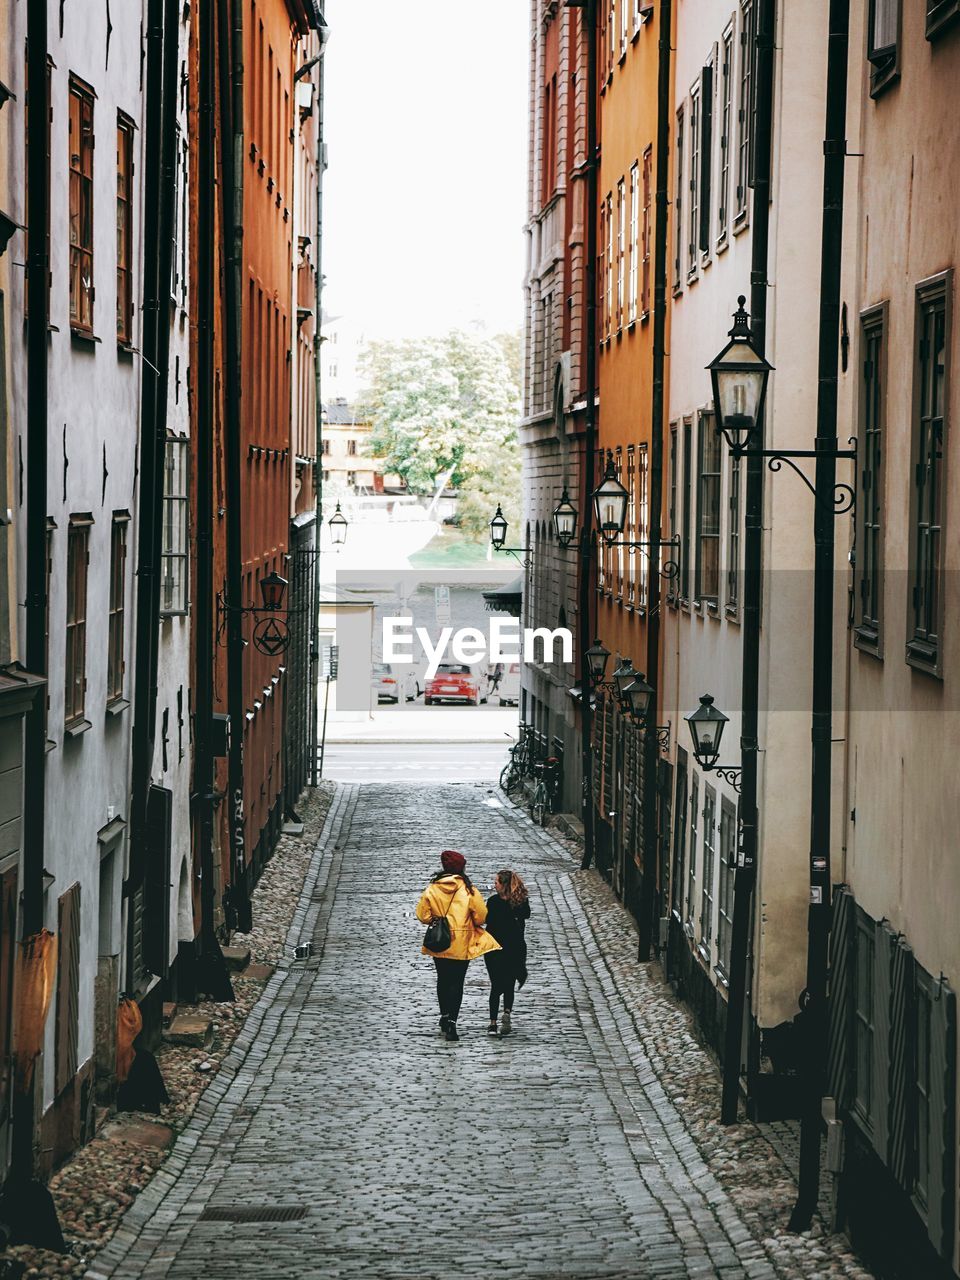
{"left": 5, "top": 782, "right": 336, "bottom": 1280}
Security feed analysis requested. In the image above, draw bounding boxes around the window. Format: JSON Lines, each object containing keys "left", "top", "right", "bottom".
{"left": 620, "top": 0, "right": 629, "bottom": 55}
{"left": 605, "top": 193, "right": 614, "bottom": 339}
{"left": 626, "top": 446, "right": 636, "bottom": 606}
{"left": 717, "top": 28, "right": 733, "bottom": 243}
{"left": 927, "top": 0, "right": 960, "bottom": 40}
{"left": 699, "top": 61, "right": 713, "bottom": 259}
{"left": 628, "top": 162, "right": 639, "bottom": 324}
{"left": 616, "top": 178, "right": 626, "bottom": 331}
{"left": 172, "top": 128, "right": 188, "bottom": 303}
{"left": 868, "top": 0, "right": 900, "bottom": 96}
{"left": 696, "top": 410, "right": 721, "bottom": 604}
{"left": 668, "top": 424, "right": 678, "bottom": 604}
{"left": 688, "top": 83, "right": 700, "bottom": 280}
{"left": 599, "top": 200, "right": 607, "bottom": 341}
{"left": 908, "top": 274, "right": 949, "bottom": 673}
{"left": 607, "top": 0, "right": 616, "bottom": 77}
{"left": 673, "top": 107, "right": 684, "bottom": 291}
{"left": 671, "top": 749, "right": 688, "bottom": 918}
{"left": 615, "top": 448, "right": 624, "bottom": 597}
{"left": 321, "top": 438, "right": 331, "bottom": 455}
{"left": 347, "top": 439, "right": 358, "bottom": 456}
{"left": 69, "top": 77, "right": 96, "bottom": 332}
{"left": 55, "top": 883, "right": 81, "bottom": 1095}
{"left": 680, "top": 419, "right": 692, "bottom": 601}
{"left": 632, "top": 0, "right": 644, "bottom": 35}
{"left": 735, "top": 0, "right": 755, "bottom": 223}
{"left": 107, "top": 517, "right": 127, "bottom": 703}
{"left": 717, "top": 798, "right": 736, "bottom": 976}
{"left": 542, "top": 73, "right": 557, "bottom": 204}
{"left": 699, "top": 784, "right": 716, "bottom": 953}
{"left": 641, "top": 146, "right": 652, "bottom": 317}
{"left": 686, "top": 773, "right": 699, "bottom": 926}
{"left": 161, "top": 436, "right": 189, "bottom": 615}
{"left": 854, "top": 918, "right": 875, "bottom": 1124}
{"left": 637, "top": 444, "right": 649, "bottom": 610}
{"left": 65, "top": 518, "right": 91, "bottom": 727}
{"left": 116, "top": 114, "right": 134, "bottom": 344}
{"left": 726, "top": 453, "right": 742, "bottom": 615}
{"left": 856, "top": 306, "right": 886, "bottom": 651}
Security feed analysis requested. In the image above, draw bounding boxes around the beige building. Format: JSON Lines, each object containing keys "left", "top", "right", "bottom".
{"left": 321, "top": 399, "right": 397, "bottom": 494}
{"left": 828, "top": 2, "right": 960, "bottom": 1273}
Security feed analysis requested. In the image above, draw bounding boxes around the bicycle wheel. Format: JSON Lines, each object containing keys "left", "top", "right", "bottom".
{"left": 499, "top": 762, "right": 514, "bottom": 791}
{"left": 531, "top": 783, "right": 546, "bottom": 827}
{"left": 505, "top": 768, "right": 524, "bottom": 797}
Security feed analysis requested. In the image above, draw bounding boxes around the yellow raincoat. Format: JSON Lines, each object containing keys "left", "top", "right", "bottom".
{"left": 416, "top": 875, "right": 502, "bottom": 961}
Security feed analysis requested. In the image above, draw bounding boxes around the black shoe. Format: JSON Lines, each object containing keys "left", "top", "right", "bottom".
{"left": 487, "top": 1021, "right": 499, "bottom": 1037}
{"left": 445, "top": 1021, "right": 460, "bottom": 1042}
{"left": 439, "top": 1015, "right": 450, "bottom": 1035}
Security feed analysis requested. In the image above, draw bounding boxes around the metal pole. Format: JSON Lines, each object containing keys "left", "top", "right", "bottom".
{"left": 720, "top": 0, "right": 775, "bottom": 1124}
{"left": 194, "top": 0, "right": 233, "bottom": 1002}
{"left": 310, "top": 28, "right": 327, "bottom": 790}
{"left": 790, "top": 0, "right": 850, "bottom": 1230}
{"left": 217, "top": 0, "right": 250, "bottom": 930}
{"left": 636, "top": 0, "right": 672, "bottom": 959}
{"left": 578, "top": 0, "right": 599, "bottom": 872}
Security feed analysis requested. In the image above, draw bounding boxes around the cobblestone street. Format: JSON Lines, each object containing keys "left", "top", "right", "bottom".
{"left": 87, "top": 784, "right": 875, "bottom": 1280}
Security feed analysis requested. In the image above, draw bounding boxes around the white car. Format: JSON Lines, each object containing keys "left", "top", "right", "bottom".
{"left": 371, "top": 663, "right": 422, "bottom": 703}
{"left": 492, "top": 662, "right": 521, "bottom": 706}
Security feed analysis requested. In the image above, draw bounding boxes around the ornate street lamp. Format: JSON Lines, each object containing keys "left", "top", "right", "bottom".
{"left": 592, "top": 453, "right": 629, "bottom": 544}
{"left": 684, "top": 694, "right": 732, "bottom": 773}
{"left": 585, "top": 638, "right": 611, "bottom": 687}
{"left": 707, "top": 296, "right": 774, "bottom": 454}
{"left": 489, "top": 503, "right": 508, "bottom": 551}
{"left": 328, "top": 502, "right": 348, "bottom": 547}
{"left": 258, "top": 570, "right": 288, "bottom": 611}
{"left": 621, "top": 673, "right": 655, "bottom": 723}
{"left": 553, "top": 489, "right": 578, "bottom": 548}
{"left": 611, "top": 657, "right": 636, "bottom": 709}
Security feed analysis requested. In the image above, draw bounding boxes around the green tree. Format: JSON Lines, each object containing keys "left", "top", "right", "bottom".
{"left": 360, "top": 331, "right": 521, "bottom": 531}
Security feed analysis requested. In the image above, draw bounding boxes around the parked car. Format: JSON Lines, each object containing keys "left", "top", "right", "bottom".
{"left": 371, "top": 663, "right": 422, "bottom": 703}
{"left": 492, "top": 661, "right": 521, "bottom": 706}
{"left": 424, "top": 662, "right": 490, "bottom": 706}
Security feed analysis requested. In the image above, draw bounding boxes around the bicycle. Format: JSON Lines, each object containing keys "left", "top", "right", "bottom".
{"left": 529, "top": 755, "right": 562, "bottom": 827}
{"left": 499, "top": 727, "right": 530, "bottom": 796}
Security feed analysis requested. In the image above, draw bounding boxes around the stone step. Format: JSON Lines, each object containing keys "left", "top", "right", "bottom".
{"left": 222, "top": 944, "right": 251, "bottom": 972}
{"left": 163, "top": 1015, "right": 213, "bottom": 1049}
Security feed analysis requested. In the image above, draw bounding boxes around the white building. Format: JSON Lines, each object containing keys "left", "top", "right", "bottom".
{"left": 7, "top": 0, "right": 146, "bottom": 1169}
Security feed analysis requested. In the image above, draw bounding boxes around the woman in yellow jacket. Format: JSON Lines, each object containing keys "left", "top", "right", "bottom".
{"left": 415, "top": 849, "right": 500, "bottom": 1042}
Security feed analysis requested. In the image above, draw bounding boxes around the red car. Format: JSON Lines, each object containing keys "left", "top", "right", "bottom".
{"left": 424, "top": 662, "right": 490, "bottom": 706}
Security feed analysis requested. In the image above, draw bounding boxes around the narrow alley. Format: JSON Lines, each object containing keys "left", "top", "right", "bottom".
{"left": 87, "top": 784, "right": 873, "bottom": 1280}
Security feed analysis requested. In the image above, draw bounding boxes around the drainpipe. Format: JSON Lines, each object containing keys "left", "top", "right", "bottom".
{"left": 194, "top": 0, "right": 233, "bottom": 1001}
{"left": 577, "top": 0, "right": 598, "bottom": 872}
{"left": 13, "top": 0, "right": 51, "bottom": 1207}
{"left": 790, "top": 0, "right": 850, "bottom": 1230}
{"left": 310, "top": 23, "right": 328, "bottom": 789}
{"left": 128, "top": 0, "right": 180, "bottom": 985}
{"left": 217, "top": 0, "right": 250, "bottom": 933}
{"left": 720, "top": 0, "right": 775, "bottom": 1124}
{"left": 636, "top": 0, "right": 672, "bottom": 960}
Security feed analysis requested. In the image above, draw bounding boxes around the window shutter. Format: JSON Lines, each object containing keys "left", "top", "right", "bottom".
{"left": 827, "top": 886, "right": 855, "bottom": 1108}
{"left": 143, "top": 785, "right": 173, "bottom": 978}
{"left": 870, "top": 920, "right": 894, "bottom": 1160}
{"left": 699, "top": 64, "right": 713, "bottom": 253}
{"left": 888, "top": 937, "right": 916, "bottom": 1189}
{"left": 927, "top": 978, "right": 956, "bottom": 1258}
{"left": 55, "top": 884, "right": 81, "bottom": 1097}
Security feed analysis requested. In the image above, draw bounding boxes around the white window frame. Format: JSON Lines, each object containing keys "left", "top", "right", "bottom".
{"left": 628, "top": 161, "right": 639, "bottom": 324}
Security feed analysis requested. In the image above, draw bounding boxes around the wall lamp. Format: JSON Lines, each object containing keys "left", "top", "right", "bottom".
{"left": 684, "top": 694, "right": 742, "bottom": 792}
{"left": 587, "top": 641, "right": 670, "bottom": 750}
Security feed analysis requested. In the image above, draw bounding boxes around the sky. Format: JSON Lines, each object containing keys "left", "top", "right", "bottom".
{"left": 322, "top": 0, "right": 529, "bottom": 342}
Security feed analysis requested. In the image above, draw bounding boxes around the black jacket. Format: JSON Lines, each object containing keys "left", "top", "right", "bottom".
{"left": 484, "top": 894, "right": 530, "bottom": 957}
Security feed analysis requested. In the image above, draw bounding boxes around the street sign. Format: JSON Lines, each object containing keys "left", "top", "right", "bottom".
{"left": 434, "top": 585, "right": 451, "bottom": 625}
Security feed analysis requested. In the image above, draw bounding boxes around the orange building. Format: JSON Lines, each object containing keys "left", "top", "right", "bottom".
{"left": 592, "top": 0, "right": 670, "bottom": 913}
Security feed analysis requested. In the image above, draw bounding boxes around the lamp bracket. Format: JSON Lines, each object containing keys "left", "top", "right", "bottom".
{"left": 707, "top": 764, "right": 743, "bottom": 793}
{"left": 734, "top": 443, "right": 857, "bottom": 516}
{"left": 493, "top": 545, "right": 533, "bottom": 570}
{"left": 596, "top": 534, "right": 681, "bottom": 580}
{"left": 650, "top": 723, "right": 671, "bottom": 753}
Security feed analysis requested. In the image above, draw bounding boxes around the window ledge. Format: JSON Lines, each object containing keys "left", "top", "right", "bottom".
{"left": 618, "top": 50, "right": 627, "bottom": 67}
{"left": 905, "top": 640, "right": 942, "bottom": 679}
{"left": 64, "top": 717, "right": 92, "bottom": 739}
{"left": 724, "top": 605, "right": 741, "bottom": 625}
{"left": 927, "top": 1, "right": 960, "bottom": 39}
{"left": 117, "top": 340, "right": 134, "bottom": 358}
{"left": 45, "top": 738, "right": 57, "bottom": 754}
{"left": 713, "top": 965, "right": 730, "bottom": 991}
{"left": 640, "top": 310, "right": 650, "bottom": 324}
{"left": 70, "top": 328, "right": 100, "bottom": 347}
{"left": 716, "top": 233, "right": 729, "bottom": 255}
{"left": 106, "top": 697, "right": 130, "bottom": 718}
{"left": 733, "top": 212, "right": 750, "bottom": 236}
{"left": 853, "top": 624, "right": 882, "bottom": 658}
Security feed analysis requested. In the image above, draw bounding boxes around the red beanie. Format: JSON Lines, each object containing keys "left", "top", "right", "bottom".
{"left": 440, "top": 850, "right": 466, "bottom": 874}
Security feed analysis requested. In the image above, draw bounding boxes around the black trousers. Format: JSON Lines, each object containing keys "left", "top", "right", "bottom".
{"left": 433, "top": 958, "right": 469, "bottom": 1021}
{"left": 484, "top": 952, "right": 516, "bottom": 1019}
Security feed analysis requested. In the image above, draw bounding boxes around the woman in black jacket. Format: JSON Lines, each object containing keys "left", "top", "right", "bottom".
{"left": 483, "top": 869, "right": 531, "bottom": 1037}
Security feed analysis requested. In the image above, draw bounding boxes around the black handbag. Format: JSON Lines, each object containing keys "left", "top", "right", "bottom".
{"left": 423, "top": 885, "right": 459, "bottom": 953}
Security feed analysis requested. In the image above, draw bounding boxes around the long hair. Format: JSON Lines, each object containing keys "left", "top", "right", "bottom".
{"left": 497, "top": 869, "right": 528, "bottom": 907}
{"left": 432, "top": 869, "right": 474, "bottom": 893}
